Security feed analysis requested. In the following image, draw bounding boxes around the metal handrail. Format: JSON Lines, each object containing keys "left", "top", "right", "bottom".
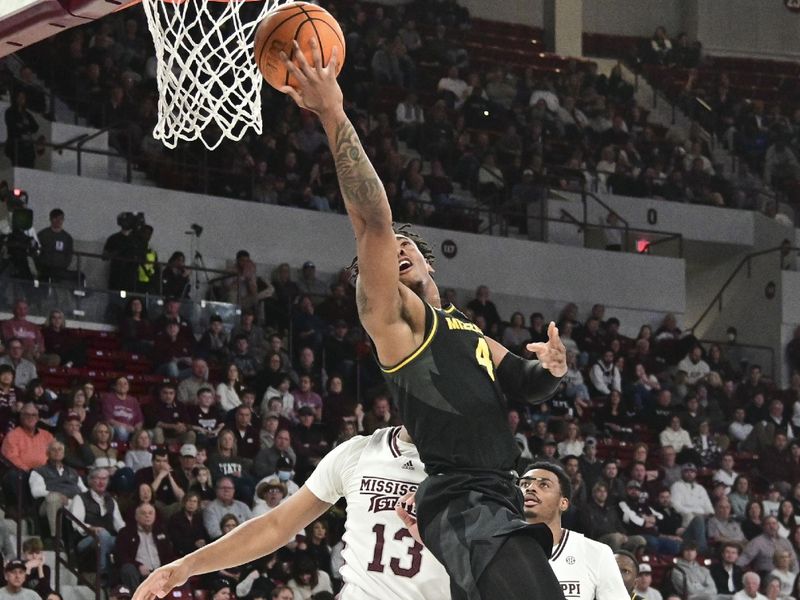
{"left": 75, "top": 125, "right": 129, "bottom": 179}
{"left": 696, "top": 338, "right": 776, "bottom": 380}
{"left": 56, "top": 508, "right": 101, "bottom": 600}
{"left": 689, "top": 245, "right": 799, "bottom": 335}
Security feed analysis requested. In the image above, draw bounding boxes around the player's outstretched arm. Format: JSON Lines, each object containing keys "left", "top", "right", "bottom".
{"left": 281, "top": 40, "right": 412, "bottom": 341}
{"left": 131, "top": 487, "right": 330, "bottom": 600}
{"left": 486, "top": 322, "right": 566, "bottom": 405}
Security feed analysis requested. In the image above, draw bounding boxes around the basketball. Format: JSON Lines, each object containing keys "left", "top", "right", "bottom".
{"left": 254, "top": 2, "right": 346, "bottom": 91}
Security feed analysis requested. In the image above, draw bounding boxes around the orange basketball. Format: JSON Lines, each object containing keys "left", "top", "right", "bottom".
{"left": 254, "top": 2, "right": 346, "bottom": 90}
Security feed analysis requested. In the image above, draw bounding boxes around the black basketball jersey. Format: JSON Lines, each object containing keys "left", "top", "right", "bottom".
{"left": 379, "top": 302, "right": 520, "bottom": 474}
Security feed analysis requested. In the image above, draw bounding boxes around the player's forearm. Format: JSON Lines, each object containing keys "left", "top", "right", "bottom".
{"left": 320, "top": 110, "right": 391, "bottom": 228}
{"left": 496, "top": 352, "right": 563, "bottom": 405}
{"left": 181, "top": 512, "right": 295, "bottom": 576}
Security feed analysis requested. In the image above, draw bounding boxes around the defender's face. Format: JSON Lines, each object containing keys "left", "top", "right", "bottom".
{"left": 396, "top": 235, "right": 432, "bottom": 286}
{"left": 520, "top": 468, "right": 565, "bottom": 523}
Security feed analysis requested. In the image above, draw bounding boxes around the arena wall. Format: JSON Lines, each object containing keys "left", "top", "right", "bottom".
{"left": 449, "top": 0, "right": 800, "bottom": 60}
{"left": 10, "top": 167, "right": 686, "bottom": 335}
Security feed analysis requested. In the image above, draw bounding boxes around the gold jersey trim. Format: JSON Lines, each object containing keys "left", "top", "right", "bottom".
{"left": 380, "top": 304, "right": 439, "bottom": 374}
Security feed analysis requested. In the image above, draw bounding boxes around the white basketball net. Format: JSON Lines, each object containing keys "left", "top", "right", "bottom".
{"left": 141, "top": 0, "right": 288, "bottom": 150}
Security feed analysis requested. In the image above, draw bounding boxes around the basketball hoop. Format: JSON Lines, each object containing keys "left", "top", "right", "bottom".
{"left": 140, "top": 0, "right": 288, "bottom": 150}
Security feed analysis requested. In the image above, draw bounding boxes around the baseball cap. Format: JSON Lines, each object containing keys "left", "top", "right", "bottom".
{"left": 180, "top": 444, "right": 198, "bottom": 457}
{"left": 276, "top": 455, "right": 294, "bottom": 471}
{"left": 639, "top": 563, "right": 652, "bottom": 574}
{"left": 110, "top": 586, "right": 132, "bottom": 599}
{"left": 584, "top": 436, "right": 597, "bottom": 446}
{"left": 236, "top": 250, "right": 250, "bottom": 259}
{"left": 302, "top": 261, "right": 315, "bottom": 269}
{"left": 297, "top": 405, "right": 314, "bottom": 417}
{"left": 4, "top": 559, "right": 25, "bottom": 572}
{"left": 523, "top": 168, "right": 534, "bottom": 176}
{"left": 64, "top": 411, "right": 82, "bottom": 422}
{"left": 264, "top": 411, "right": 280, "bottom": 420}
{"left": 626, "top": 480, "right": 642, "bottom": 489}
{"left": 210, "top": 579, "right": 231, "bottom": 595}
{"left": 681, "top": 462, "right": 697, "bottom": 472}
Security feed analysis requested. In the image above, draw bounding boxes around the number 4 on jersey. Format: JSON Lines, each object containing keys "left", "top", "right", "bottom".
{"left": 475, "top": 337, "right": 495, "bottom": 381}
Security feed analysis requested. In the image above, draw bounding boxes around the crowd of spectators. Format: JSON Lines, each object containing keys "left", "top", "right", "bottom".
{"left": 1, "top": 3, "right": 800, "bottom": 599}
{"left": 5, "top": 0, "right": 785, "bottom": 242}
{"left": 639, "top": 24, "right": 800, "bottom": 217}
{"left": 0, "top": 253, "right": 799, "bottom": 598}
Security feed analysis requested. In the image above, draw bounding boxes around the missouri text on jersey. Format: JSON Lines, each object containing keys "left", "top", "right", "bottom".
{"left": 360, "top": 477, "right": 419, "bottom": 513}
{"left": 444, "top": 317, "right": 483, "bottom": 334}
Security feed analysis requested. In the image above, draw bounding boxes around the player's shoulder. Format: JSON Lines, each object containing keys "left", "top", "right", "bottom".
{"left": 320, "top": 427, "right": 400, "bottom": 463}
{"left": 573, "top": 530, "right": 611, "bottom": 554}
{"left": 323, "top": 433, "right": 373, "bottom": 462}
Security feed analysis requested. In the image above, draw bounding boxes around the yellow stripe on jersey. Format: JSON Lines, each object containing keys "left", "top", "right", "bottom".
{"left": 381, "top": 306, "right": 439, "bottom": 374}
{"left": 444, "top": 304, "right": 457, "bottom": 313}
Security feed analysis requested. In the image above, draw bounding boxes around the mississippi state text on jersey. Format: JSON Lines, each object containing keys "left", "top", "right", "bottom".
{"left": 549, "top": 529, "right": 629, "bottom": 600}
{"left": 305, "top": 427, "right": 450, "bottom": 600}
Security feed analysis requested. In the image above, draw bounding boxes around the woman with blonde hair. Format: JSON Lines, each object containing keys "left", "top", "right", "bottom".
{"left": 89, "top": 421, "right": 134, "bottom": 492}
{"left": 124, "top": 429, "right": 153, "bottom": 473}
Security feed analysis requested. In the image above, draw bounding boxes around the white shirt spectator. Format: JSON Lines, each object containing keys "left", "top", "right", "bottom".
{"left": 677, "top": 355, "right": 711, "bottom": 385}
{"left": 203, "top": 498, "right": 252, "bottom": 539}
{"left": 556, "top": 105, "right": 589, "bottom": 130}
{"left": 713, "top": 468, "right": 739, "bottom": 492}
{"left": 261, "top": 387, "right": 294, "bottom": 420}
{"left": 768, "top": 567, "right": 797, "bottom": 597}
{"left": 395, "top": 101, "right": 425, "bottom": 125}
{"left": 729, "top": 421, "right": 753, "bottom": 444}
{"left": 792, "top": 401, "right": 800, "bottom": 428}
{"left": 437, "top": 76, "right": 469, "bottom": 105}
{"left": 529, "top": 90, "right": 560, "bottom": 112}
{"left": 590, "top": 361, "right": 621, "bottom": 396}
{"left": 660, "top": 427, "right": 693, "bottom": 453}
{"left": 216, "top": 383, "right": 242, "bottom": 413}
{"left": 670, "top": 479, "right": 714, "bottom": 525}
{"left": 69, "top": 491, "right": 126, "bottom": 532}
{"left": 29, "top": 467, "right": 88, "bottom": 498}
{"left": 732, "top": 590, "right": 767, "bottom": 599}
{"left": 558, "top": 439, "right": 584, "bottom": 458}
{"left": 0, "top": 356, "right": 37, "bottom": 389}
{"left": 634, "top": 584, "right": 663, "bottom": 600}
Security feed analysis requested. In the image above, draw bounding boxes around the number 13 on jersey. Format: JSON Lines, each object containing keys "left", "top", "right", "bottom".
{"left": 475, "top": 337, "right": 495, "bottom": 381}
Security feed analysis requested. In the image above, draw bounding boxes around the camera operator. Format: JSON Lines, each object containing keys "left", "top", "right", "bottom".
{"left": 103, "top": 213, "right": 147, "bottom": 292}
{"left": 36, "top": 209, "right": 73, "bottom": 283}
{"left": 137, "top": 225, "right": 158, "bottom": 293}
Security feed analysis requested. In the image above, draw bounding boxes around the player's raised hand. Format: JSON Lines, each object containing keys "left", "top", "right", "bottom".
{"left": 526, "top": 322, "right": 567, "bottom": 378}
{"left": 279, "top": 38, "right": 343, "bottom": 118}
{"left": 395, "top": 491, "right": 422, "bottom": 545}
{"left": 131, "top": 559, "right": 190, "bottom": 600}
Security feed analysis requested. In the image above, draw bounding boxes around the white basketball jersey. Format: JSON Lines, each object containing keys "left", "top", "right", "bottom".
{"left": 549, "top": 529, "right": 629, "bottom": 600}
{"left": 305, "top": 427, "right": 450, "bottom": 600}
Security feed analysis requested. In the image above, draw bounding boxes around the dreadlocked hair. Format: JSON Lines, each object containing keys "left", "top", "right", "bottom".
{"left": 347, "top": 223, "right": 435, "bottom": 283}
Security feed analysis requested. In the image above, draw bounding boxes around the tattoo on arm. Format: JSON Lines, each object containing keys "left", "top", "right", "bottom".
{"left": 333, "top": 119, "right": 388, "bottom": 217}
